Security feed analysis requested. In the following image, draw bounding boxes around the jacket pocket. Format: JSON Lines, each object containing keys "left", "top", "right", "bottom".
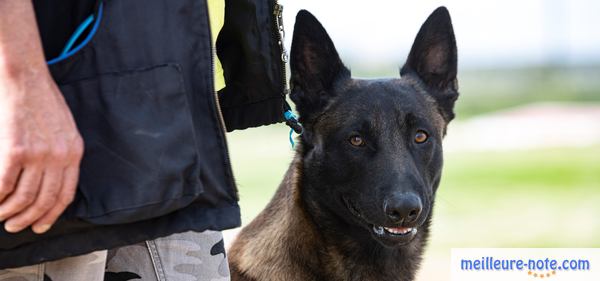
{"left": 59, "top": 64, "right": 203, "bottom": 224}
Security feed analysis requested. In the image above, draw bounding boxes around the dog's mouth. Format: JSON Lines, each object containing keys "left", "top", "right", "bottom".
{"left": 369, "top": 224, "right": 418, "bottom": 247}
{"left": 371, "top": 225, "right": 416, "bottom": 236}
{"left": 342, "top": 196, "right": 418, "bottom": 247}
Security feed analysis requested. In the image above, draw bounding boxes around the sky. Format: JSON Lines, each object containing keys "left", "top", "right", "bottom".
{"left": 280, "top": 0, "right": 600, "bottom": 70}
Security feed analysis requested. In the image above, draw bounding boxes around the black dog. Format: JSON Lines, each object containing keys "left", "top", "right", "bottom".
{"left": 230, "top": 7, "right": 458, "bottom": 281}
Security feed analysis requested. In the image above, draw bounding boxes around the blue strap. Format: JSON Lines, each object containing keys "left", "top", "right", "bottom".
{"left": 47, "top": 2, "right": 104, "bottom": 65}
{"left": 288, "top": 128, "right": 295, "bottom": 148}
{"left": 284, "top": 110, "right": 299, "bottom": 148}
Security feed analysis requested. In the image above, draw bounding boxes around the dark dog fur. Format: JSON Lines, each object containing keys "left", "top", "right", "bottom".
{"left": 229, "top": 7, "right": 458, "bottom": 281}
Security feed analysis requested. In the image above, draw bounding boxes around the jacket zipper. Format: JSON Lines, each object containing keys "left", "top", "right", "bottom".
{"left": 273, "top": 1, "right": 290, "bottom": 98}
{"left": 204, "top": 0, "right": 236, "bottom": 194}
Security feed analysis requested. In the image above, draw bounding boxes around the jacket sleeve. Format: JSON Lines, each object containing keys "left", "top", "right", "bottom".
{"left": 216, "top": 0, "right": 286, "bottom": 131}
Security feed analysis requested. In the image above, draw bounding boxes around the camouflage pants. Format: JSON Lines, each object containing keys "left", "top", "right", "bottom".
{"left": 0, "top": 231, "right": 230, "bottom": 281}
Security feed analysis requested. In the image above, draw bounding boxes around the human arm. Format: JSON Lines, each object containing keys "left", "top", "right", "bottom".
{"left": 0, "top": 0, "right": 83, "bottom": 234}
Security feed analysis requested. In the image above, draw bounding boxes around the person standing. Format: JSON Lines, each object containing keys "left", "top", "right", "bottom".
{"left": 0, "top": 0, "right": 289, "bottom": 280}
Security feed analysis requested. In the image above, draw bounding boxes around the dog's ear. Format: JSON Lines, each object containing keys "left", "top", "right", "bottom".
{"left": 401, "top": 7, "right": 458, "bottom": 121}
{"left": 290, "top": 10, "right": 350, "bottom": 124}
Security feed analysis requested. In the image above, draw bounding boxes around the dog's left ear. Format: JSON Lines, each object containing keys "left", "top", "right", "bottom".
{"left": 290, "top": 10, "right": 350, "bottom": 124}
{"left": 401, "top": 7, "right": 458, "bottom": 122}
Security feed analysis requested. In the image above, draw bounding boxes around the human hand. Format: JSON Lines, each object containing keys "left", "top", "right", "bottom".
{"left": 0, "top": 71, "right": 84, "bottom": 234}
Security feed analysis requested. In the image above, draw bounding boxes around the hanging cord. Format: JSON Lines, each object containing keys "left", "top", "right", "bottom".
{"left": 283, "top": 101, "right": 302, "bottom": 148}
{"left": 60, "top": 14, "right": 95, "bottom": 56}
{"left": 47, "top": 2, "right": 104, "bottom": 65}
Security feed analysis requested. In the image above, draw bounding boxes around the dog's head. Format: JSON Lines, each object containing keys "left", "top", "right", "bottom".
{"left": 291, "top": 7, "right": 457, "bottom": 248}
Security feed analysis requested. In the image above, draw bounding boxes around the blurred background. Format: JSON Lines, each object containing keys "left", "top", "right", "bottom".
{"left": 223, "top": 0, "right": 600, "bottom": 280}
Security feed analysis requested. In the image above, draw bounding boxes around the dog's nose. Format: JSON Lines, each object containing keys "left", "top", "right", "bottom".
{"left": 384, "top": 193, "right": 422, "bottom": 224}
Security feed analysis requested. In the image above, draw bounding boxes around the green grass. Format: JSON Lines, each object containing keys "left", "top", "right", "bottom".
{"left": 227, "top": 124, "right": 295, "bottom": 223}
{"left": 433, "top": 147, "right": 600, "bottom": 249}
{"left": 227, "top": 124, "right": 600, "bottom": 248}
{"left": 443, "top": 147, "right": 600, "bottom": 191}
{"left": 420, "top": 146, "right": 600, "bottom": 279}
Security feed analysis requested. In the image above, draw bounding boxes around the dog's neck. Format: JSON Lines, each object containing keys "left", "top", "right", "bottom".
{"left": 230, "top": 149, "right": 429, "bottom": 281}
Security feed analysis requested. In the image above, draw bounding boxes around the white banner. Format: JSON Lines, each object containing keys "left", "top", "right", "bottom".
{"left": 451, "top": 248, "right": 600, "bottom": 281}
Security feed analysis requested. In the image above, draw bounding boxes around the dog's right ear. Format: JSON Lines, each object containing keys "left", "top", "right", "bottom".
{"left": 290, "top": 10, "right": 350, "bottom": 124}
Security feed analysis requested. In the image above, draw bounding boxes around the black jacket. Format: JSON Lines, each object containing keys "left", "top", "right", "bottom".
{"left": 0, "top": 0, "right": 286, "bottom": 268}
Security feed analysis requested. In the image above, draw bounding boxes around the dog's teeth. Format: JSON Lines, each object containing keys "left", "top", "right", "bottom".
{"left": 383, "top": 227, "right": 413, "bottom": 235}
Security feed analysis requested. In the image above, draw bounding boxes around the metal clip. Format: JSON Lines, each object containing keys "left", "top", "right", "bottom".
{"left": 274, "top": 4, "right": 289, "bottom": 64}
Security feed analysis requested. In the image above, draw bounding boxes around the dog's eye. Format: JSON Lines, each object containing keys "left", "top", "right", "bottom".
{"left": 349, "top": 135, "right": 366, "bottom": 147}
{"left": 414, "top": 130, "right": 428, "bottom": 144}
